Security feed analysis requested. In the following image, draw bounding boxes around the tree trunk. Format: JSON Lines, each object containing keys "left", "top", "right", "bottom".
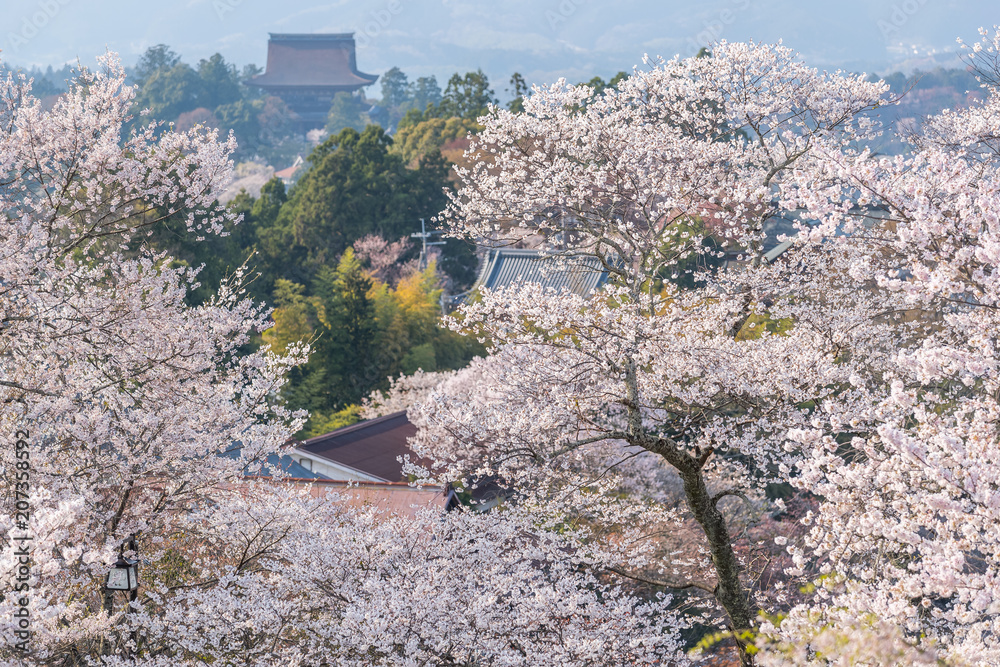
{"left": 623, "top": 359, "right": 756, "bottom": 665}
{"left": 678, "top": 461, "right": 757, "bottom": 666}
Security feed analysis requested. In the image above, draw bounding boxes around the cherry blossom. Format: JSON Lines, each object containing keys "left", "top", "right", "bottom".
{"left": 761, "top": 26, "right": 1000, "bottom": 665}
{"left": 411, "top": 40, "right": 894, "bottom": 666}
{"left": 0, "top": 54, "right": 691, "bottom": 666}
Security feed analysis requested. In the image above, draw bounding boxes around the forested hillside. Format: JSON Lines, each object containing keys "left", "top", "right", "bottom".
{"left": 1, "top": 48, "right": 641, "bottom": 437}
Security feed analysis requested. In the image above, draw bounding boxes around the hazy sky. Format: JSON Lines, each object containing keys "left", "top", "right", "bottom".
{"left": 3, "top": 0, "right": 996, "bottom": 93}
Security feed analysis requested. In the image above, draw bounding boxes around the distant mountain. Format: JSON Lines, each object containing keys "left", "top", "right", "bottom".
{"left": 3, "top": 0, "right": 997, "bottom": 94}
{"left": 867, "top": 66, "right": 985, "bottom": 155}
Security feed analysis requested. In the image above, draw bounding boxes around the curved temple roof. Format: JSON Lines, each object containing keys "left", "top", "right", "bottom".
{"left": 248, "top": 33, "right": 378, "bottom": 90}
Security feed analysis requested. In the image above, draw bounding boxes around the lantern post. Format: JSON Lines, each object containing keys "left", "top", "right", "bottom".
{"left": 104, "top": 534, "right": 139, "bottom": 614}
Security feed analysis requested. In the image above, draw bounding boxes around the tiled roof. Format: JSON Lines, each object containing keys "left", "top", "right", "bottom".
{"left": 460, "top": 248, "right": 610, "bottom": 304}
{"left": 247, "top": 33, "right": 377, "bottom": 90}
{"left": 761, "top": 210, "right": 804, "bottom": 254}
{"left": 299, "top": 411, "right": 418, "bottom": 482}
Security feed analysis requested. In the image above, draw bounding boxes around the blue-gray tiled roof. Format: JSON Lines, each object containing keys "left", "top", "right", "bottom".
{"left": 760, "top": 206, "right": 892, "bottom": 264}
{"left": 461, "top": 248, "right": 610, "bottom": 304}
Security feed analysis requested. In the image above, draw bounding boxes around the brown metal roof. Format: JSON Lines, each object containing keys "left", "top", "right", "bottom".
{"left": 248, "top": 33, "right": 378, "bottom": 90}
{"left": 299, "top": 411, "right": 419, "bottom": 482}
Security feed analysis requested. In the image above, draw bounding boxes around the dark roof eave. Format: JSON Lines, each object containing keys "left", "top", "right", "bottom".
{"left": 297, "top": 411, "right": 421, "bottom": 482}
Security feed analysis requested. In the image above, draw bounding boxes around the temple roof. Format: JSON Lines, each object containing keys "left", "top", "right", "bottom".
{"left": 247, "top": 33, "right": 378, "bottom": 90}
{"left": 455, "top": 248, "right": 610, "bottom": 306}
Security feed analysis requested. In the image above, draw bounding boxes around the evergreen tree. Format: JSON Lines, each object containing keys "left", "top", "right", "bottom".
{"left": 507, "top": 72, "right": 528, "bottom": 113}
{"left": 380, "top": 66, "right": 410, "bottom": 108}
{"left": 134, "top": 62, "right": 203, "bottom": 120}
{"left": 262, "top": 279, "right": 328, "bottom": 418}
{"left": 197, "top": 53, "right": 242, "bottom": 110}
{"left": 439, "top": 69, "right": 497, "bottom": 119}
{"left": 133, "top": 44, "right": 181, "bottom": 87}
{"left": 325, "top": 92, "right": 369, "bottom": 135}
{"left": 252, "top": 176, "right": 287, "bottom": 226}
{"left": 215, "top": 99, "right": 263, "bottom": 155}
{"left": 313, "top": 250, "right": 379, "bottom": 407}
{"left": 272, "top": 125, "right": 452, "bottom": 286}
{"left": 409, "top": 75, "right": 442, "bottom": 111}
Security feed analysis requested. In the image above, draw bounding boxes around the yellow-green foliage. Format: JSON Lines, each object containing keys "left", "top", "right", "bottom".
{"left": 307, "top": 404, "right": 364, "bottom": 438}
{"left": 265, "top": 259, "right": 482, "bottom": 436}
{"left": 735, "top": 311, "right": 795, "bottom": 341}
{"left": 262, "top": 280, "right": 323, "bottom": 355}
{"left": 391, "top": 116, "right": 480, "bottom": 165}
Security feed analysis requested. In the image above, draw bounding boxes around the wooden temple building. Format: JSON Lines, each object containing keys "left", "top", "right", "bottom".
{"left": 247, "top": 33, "right": 378, "bottom": 131}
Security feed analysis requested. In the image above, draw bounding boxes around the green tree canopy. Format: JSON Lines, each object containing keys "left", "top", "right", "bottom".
{"left": 265, "top": 254, "right": 483, "bottom": 436}
{"left": 312, "top": 249, "right": 379, "bottom": 408}
{"left": 197, "top": 53, "right": 242, "bottom": 110}
{"left": 325, "top": 92, "right": 369, "bottom": 135}
{"left": 252, "top": 176, "right": 287, "bottom": 226}
{"left": 390, "top": 116, "right": 479, "bottom": 165}
{"left": 380, "top": 66, "right": 410, "bottom": 108}
{"left": 507, "top": 72, "right": 528, "bottom": 113}
{"left": 409, "top": 75, "right": 442, "bottom": 111}
{"left": 215, "top": 99, "right": 263, "bottom": 152}
{"left": 266, "top": 125, "right": 452, "bottom": 286}
{"left": 438, "top": 69, "right": 497, "bottom": 119}
{"left": 134, "top": 63, "right": 204, "bottom": 120}
{"left": 133, "top": 44, "right": 181, "bottom": 87}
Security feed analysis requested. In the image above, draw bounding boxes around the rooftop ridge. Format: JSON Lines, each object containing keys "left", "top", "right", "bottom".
{"left": 244, "top": 476, "right": 441, "bottom": 489}
{"left": 302, "top": 410, "right": 409, "bottom": 445}
{"left": 268, "top": 33, "right": 357, "bottom": 40}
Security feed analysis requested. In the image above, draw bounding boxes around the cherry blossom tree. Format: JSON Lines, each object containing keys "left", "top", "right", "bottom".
{"left": 0, "top": 55, "right": 691, "bottom": 666}
{"left": 96, "top": 484, "right": 688, "bottom": 666}
{"left": 0, "top": 53, "right": 307, "bottom": 663}
{"left": 408, "top": 41, "right": 900, "bottom": 665}
{"left": 363, "top": 366, "right": 479, "bottom": 419}
{"left": 352, "top": 233, "right": 417, "bottom": 286}
{"left": 754, "top": 26, "right": 1000, "bottom": 666}
{"left": 405, "top": 31, "right": 1000, "bottom": 666}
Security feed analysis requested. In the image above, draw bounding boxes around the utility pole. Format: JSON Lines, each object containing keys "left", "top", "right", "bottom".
{"left": 410, "top": 218, "right": 446, "bottom": 271}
